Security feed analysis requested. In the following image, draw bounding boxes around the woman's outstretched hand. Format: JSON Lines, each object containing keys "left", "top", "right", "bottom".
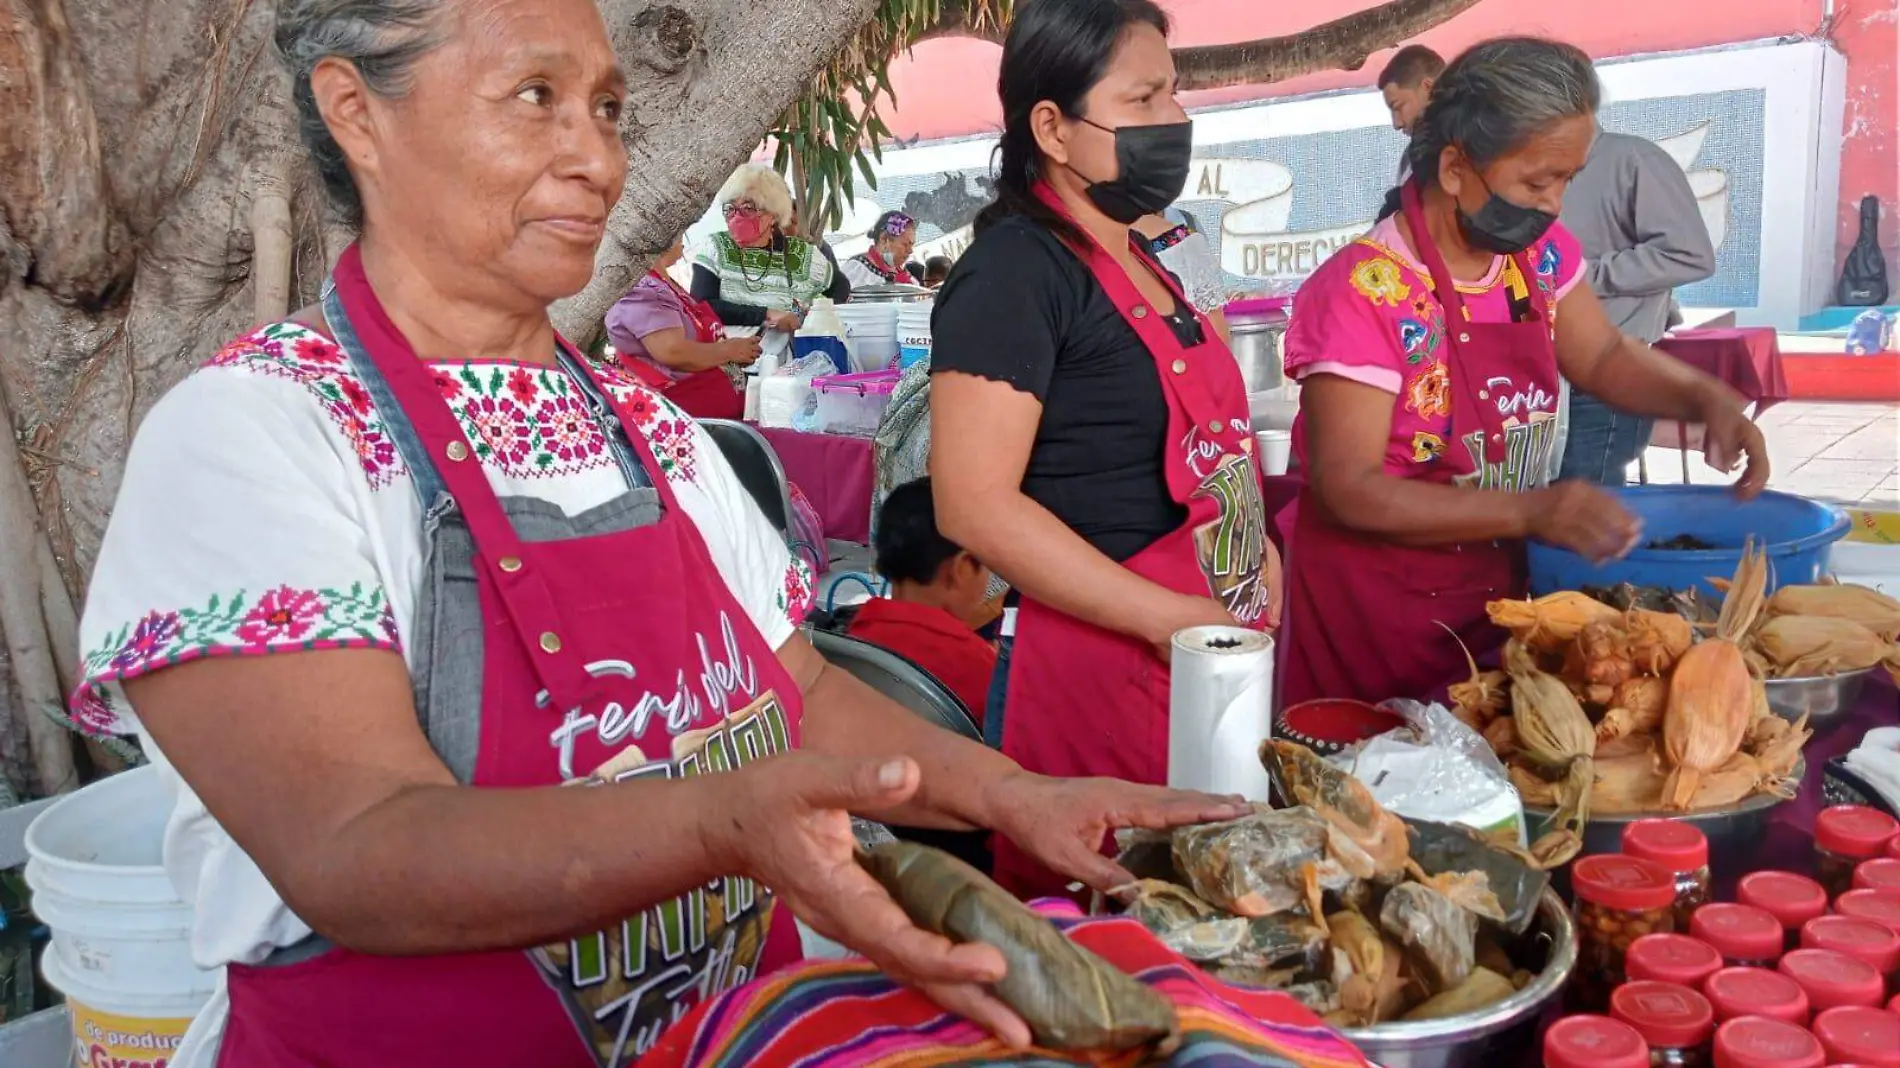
{"left": 709, "top": 753, "right": 1032, "bottom": 1049}
{"left": 982, "top": 772, "right": 1252, "bottom": 892}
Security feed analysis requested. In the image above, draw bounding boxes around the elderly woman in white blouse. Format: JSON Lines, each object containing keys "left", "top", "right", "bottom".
{"left": 68, "top": 1, "right": 1249, "bottom": 1065}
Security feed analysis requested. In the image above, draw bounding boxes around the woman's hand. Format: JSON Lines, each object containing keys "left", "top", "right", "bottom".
{"left": 982, "top": 773, "right": 1251, "bottom": 891}
{"left": 1264, "top": 539, "right": 1284, "bottom": 631}
{"left": 715, "top": 337, "right": 762, "bottom": 367}
{"left": 1694, "top": 385, "right": 1770, "bottom": 498}
{"left": 1143, "top": 595, "right": 1239, "bottom": 661}
{"left": 709, "top": 752, "right": 1032, "bottom": 1048}
{"left": 767, "top": 310, "right": 804, "bottom": 333}
{"left": 1522, "top": 481, "right": 1643, "bottom": 563}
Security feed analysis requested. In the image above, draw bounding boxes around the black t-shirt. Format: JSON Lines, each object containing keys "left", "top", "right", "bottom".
{"left": 930, "top": 214, "right": 1200, "bottom": 562}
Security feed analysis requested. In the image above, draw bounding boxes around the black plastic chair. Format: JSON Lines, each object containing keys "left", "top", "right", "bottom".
{"left": 699, "top": 418, "right": 793, "bottom": 541}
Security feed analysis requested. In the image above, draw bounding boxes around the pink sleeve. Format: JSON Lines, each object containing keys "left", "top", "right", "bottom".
{"left": 1281, "top": 248, "right": 1408, "bottom": 395}
{"left": 1538, "top": 222, "right": 1589, "bottom": 301}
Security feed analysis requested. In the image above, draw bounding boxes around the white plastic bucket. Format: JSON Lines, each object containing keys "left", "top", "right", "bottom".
{"left": 26, "top": 766, "right": 214, "bottom": 1063}
{"left": 896, "top": 302, "right": 934, "bottom": 369}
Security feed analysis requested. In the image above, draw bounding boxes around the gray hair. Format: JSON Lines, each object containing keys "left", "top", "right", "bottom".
{"left": 1402, "top": 37, "right": 1601, "bottom": 188}
{"left": 275, "top": 1, "right": 447, "bottom": 225}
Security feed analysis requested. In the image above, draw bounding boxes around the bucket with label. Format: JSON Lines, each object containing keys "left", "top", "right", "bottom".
{"left": 835, "top": 302, "right": 899, "bottom": 373}
{"left": 26, "top": 765, "right": 216, "bottom": 1066}
{"left": 896, "top": 300, "right": 934, "bottom": 370}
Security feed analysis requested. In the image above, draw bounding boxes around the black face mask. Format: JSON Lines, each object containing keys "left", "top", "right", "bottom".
{"left": 1073, "top": 118, "right": 1194, "bottom": 224}
{"left": 1456, "top": 171, "right": 1557, "bottom": 254}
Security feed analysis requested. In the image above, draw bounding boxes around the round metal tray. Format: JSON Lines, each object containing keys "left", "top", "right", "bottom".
{"left": 1523, "top": 760, "right": 1802, "bottom": 876}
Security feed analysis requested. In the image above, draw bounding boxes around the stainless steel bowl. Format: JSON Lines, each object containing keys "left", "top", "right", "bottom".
{"left": 1524, "top": 761, "right": 1802, "bottom": 880}
{"left": 1229, "top": 322, "right": 1285, "bottom": 393}
{"left": 1764, "top": 668, "right": 1873, "bottom": 726}
{"left": 1341, "top": 888, "right": 1576, "bottom": 1068}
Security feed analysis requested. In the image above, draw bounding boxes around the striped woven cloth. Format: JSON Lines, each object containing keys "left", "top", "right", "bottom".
{"left": 645, "top": 900, "right": 1370, "bottom": 1068}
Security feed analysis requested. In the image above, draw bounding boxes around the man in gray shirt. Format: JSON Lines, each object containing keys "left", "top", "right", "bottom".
{"left": 1558, "top": 129, "right": 1717, "bottom": 484}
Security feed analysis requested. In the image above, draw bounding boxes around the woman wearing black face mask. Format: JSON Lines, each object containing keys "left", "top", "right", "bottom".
{"left": 1276, "top": 37, "right": 1770, "bottom": 710}
{"left": 929, "top": 0, "right": 1282, "bottom": 899}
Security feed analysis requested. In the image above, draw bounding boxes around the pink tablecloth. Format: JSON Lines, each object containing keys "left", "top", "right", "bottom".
{"left": 755, "top": 426, "right": 875, "bottom": 544}
{"left": 1655, "top": 327, "right": 1791, "bottom": 411}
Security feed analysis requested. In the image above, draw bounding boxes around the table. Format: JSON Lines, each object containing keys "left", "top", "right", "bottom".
{"left": 1755, "top": 671, "right": 1900, "bottom": 875}
{"left": 755, "top": 426, "right": 876, "bottom": 544}
{"left": 1650, "top": 327, "right": 1791, "bottom": 483}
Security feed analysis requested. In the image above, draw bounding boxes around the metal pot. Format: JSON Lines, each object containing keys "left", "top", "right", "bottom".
{"left": 847, "top": 283, "right": 933, "bottom": 303}
{"left": 1341, "top": 888, "right": 1577, "bottom": 1068}
{"left": 1228, "top": 319, "right": 1286, "bottom": 394}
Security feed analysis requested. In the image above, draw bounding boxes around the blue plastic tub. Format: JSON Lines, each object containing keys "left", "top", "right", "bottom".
{"left": 1526, "top": 486, "right": 1850, "bottom": 599}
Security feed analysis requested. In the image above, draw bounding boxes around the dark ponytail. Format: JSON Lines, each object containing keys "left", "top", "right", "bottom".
{"left": 973, "top": 0, "right": 1170, "bottom": 245}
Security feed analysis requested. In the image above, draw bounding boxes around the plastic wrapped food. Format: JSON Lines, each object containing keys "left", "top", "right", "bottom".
{"left": 859, "top": 842, "right": 1181, "bottom": 1055}
{"left": 1402, "top": 967, "right": 1516, "bottom": 1021}
{"left": 1117, "top": 879, "right": 1217, "bottom": 934}
{"left": 1224, "top": 913, "right": 1329, "bottom": 973}
{"left": 1405, "top": 820, "right": 1549, "bottom": 936}
{"left": 1171, "top": 805, "right": 1354, "bottom": 918}
{"left": 1114, "top": 828, "right": 1180, "bottom": 883}
{"left": 1261, "top": 741, "right": 1410, "bottom": 878}
{"left": 1380, "top": 882, "right": 1479, "bottom": 993}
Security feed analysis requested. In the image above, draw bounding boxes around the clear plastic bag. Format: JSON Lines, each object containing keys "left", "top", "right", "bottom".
{"left": 1170, "top": 805, "right": 1355, "bottom": 918}
{"left": 1344, "top": 699, "right": 1526, "bottom": 847}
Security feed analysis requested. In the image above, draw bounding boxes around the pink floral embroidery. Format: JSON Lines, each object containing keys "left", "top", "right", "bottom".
{"left": 110, "top": 612, "right": 181, "bottom": 671}
{"left": 294, "top": 335, "right": 344, "bottom": 366}
{"left": 464, "top": 395, "right": 535, "bottom": 469}
{"left": 507, "top": 367, "right": 538, "bottom": 407}
{"left": 434, "top": 369, "right": 464, "bottom": 399}
{"left": 782, "top": 559, "right": 815, "bottom": 621}
{"left": 537, "top": 392, "right": 603, "bottom": 466}
{"left": 235, "top": 586, "right": 328, "bottom": 644}
{"left": 339, "top": 376, "right": 374, "bottom": 415}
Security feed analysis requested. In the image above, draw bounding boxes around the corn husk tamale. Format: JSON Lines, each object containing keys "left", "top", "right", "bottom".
{"left": 1754, "top": 615, "right": 1890, "bottom": 677}
{"left": 1503, "top": 640, "right": 1596, "bottom": 832}
{"left": 1488, "top": 592, "right": 1622, "bottom": 652}
{"left": 1626, "top": 608, "right": 1695, "bottom": 675}
{"left": 1661, "top": 543, "right": 1767, "bottom": 809}
{"left": 1767, "top": 583, "right": 1900, "bottom": 641}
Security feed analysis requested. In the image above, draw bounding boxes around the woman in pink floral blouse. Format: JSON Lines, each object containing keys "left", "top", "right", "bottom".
{"left": 1276, "top": 37, "right": 1770, "bottom": 709}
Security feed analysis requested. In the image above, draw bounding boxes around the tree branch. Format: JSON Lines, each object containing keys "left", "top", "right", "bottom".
{"left": 1172, "top": 0, "right": 1483, "bottom": 92}
{"left": 917, "top": 0, "right": 1007, "bottom": 46}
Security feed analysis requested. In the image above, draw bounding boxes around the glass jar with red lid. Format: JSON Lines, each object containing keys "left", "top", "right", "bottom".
{"left": 1546, "top": 1014, "right": 1653, "bottom": 1068}
{"left": 1626, "top": 819, "right": 1714, "bottom": 929}
{"left": 1737, "top": 871, "right": 1830, "bottom": 951}
{"left": 1801, "top": 916, "right": 1900, "bottom": 995}
{"left": 1612, "top": 981, "right": 1717, "bottom": 1068}
{"left": 1778, "top": 949, "right": 1885, "bottom": 1012}
{"left": 1810, "top": 1006, "right": 1900, "bottom": 1068}
{"left": 1833, "top": 889, "right": 1900, "bottom": 937}
{"left": 1692, "top": 904, "right": 1785, "bottom": 968}
{"left": 1712, "top": 1016, "right": 1825, "bottom": 1068}
{"left": 1574, "top": 855, "right": 1680, "bottom": 1010}
{"left": 1813, "top": 806, "right": 1899, "bottom": 898}
{"left": 1850, "top": 858, "right": 1900, "bottom": 894}
{"left": 1628, "top": 933, "right": 1724, "bottom": 988}
{"left": 1703, "top": 967, "right": 1811, "bottom": 1026}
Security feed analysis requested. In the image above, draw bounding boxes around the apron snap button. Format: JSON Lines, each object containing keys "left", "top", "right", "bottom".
{"left": 1207, "top": 419, "right": 1223, "bottom": 433}
{"left": 1459, "top": 332, "right": 1471, "bottom": 343}
{"left": 1132, "top": 305, "right": 1149, "bottom": 319}
{"left": 1478, "top": 389, "right": 1490, "bottom": 400}
{"left": 539, "top": 632, "right": 562, "bottom": 654}
{"left": 498, "top": 555, "right": 523, "bottom": 573}
{"left": 445, "top": 441, "right": 470, "bottom": 462}
{"left": 1171, "top": 358, "right": 1187, "bottom": 374}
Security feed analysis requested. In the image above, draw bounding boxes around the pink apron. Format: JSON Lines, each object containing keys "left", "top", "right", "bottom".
{"left": 215, "top": 245, "right": 803, "bottom": 1067}
{"left": 623, "top": 270, "right": 746, "bottom": 420}
{"left": 993, "top": 186, "right": 1273, "bottom": 901}
{"left": 1277, "top": 182, "right": 1563, "bottom": 708}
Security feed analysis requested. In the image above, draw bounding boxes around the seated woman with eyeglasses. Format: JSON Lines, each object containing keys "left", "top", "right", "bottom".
{"left": 691, "top": 164, "right": 850, "bottom": 336}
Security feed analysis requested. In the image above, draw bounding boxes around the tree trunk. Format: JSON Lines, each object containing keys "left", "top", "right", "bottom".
{"left": 1171, "top": 0, "right": 1485, "bottom": 91}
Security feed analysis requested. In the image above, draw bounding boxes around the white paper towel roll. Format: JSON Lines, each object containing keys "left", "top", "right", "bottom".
{"left": 1168, "top": 625, "right": 1276, "bottom": 800}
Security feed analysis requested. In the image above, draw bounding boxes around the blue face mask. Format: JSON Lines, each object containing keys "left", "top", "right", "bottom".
{"left": 1457, "top": 170, "right": 1557, "bottom": 254}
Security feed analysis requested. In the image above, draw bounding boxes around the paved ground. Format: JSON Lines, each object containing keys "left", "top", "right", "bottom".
{"left": 1635, "top": 401, "right": 1900, "bottom": 511}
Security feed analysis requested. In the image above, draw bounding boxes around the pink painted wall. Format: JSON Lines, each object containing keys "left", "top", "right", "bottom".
{"left": 883, "top": 0, "right": 1897, "bottom": 296}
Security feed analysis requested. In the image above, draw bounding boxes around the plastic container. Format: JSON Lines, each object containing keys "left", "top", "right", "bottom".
{"left": 1703, "top": 966, "right": 1811, "bottom": 1025}
{"left": 1738, "top": 871, "right": 1831, "bottom": 951}
{"left": 1627, "top": 820, "right": 1715, "bottom": 930}
{"left": 1850, "top": 858, "right": 1900, "bottom": 893}
{"left": 1713, "top": 1016, "right": 1826, "bottom": 1068}
{"left": 895, "top": 301, "right": 934, "bottom": 370}
{"left": 1833, "top": 889, "right": 1900, "bottom": 937}
{"left": 1813, "top": 806, "right": 1899, "bottom": 898}
{"left": 24, "top": 766, "right": 218, "bottom": 1066}
{"left": 1546, "top": 1014, "right": 1653, "bottom": 1068}
{"left": 1612, "top": 981, "right": 1716, "bottom": 1068}
{"left": 1526, "top": 486, "right": 1850, "bottom": 599}
{"left": 1628, "top": 933, "right": 1725, "bottom": 988}
{"left": 1691, "top": 904, "right": 1786, "bottom": 967}
{"left": 1809, "top": 1006, "right": 1900, "bottom": 1068}
{"left": 1800, "top": 916, "right": 1900, "bottom": 989}
{"left": 1575, "top": 854, "right": 1680, "bottom": 1008}
{"left": 835, "top": 302, "right": 900, "bottom": 373}
{"left": 1778, "top": 949, "right": 1885, "bottom": 1012}
{"left": 811, "top": 369, "right": 899, "bottom": 437}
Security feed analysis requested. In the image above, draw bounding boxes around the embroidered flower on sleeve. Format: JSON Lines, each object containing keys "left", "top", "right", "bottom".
{"left": 293, "top": 334, "right": 344, "bottom": 367}
{"left": 338, "top": 376, "right": 374, "bottom": 415}
{"left": 110, "top": 612, "right": 182, "bottom": 671}
{"left": 1349, "top": 256, "right": 1411, "bottom": 307}
{"left": 235, "top": 586, "right": 329, "bottom": 645}
{"left": 1403, "top": 360, "right": 1452, "bottom": 419}
{"left": 1411, "top": 432, "right": 1448, "bottom": 463}
{"left": 779, "top": 556, "right": 815, "bottom": 623}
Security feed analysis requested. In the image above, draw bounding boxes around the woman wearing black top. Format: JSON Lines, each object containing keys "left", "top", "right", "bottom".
{"left": 929, "top": 0, "right": 1282, "bottom": 899}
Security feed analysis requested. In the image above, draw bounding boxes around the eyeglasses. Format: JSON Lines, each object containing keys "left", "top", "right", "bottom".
{"left": 722, "top": 202, "right": 764, "bottom": 219}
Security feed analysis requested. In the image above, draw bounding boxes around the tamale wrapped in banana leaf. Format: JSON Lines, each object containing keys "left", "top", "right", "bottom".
{"left": 1224, "top": 914, "right": 1330, "bottom": 973}
{"left": 1116, "top": 879, "right": 1217, "bottom": 934}
{"left": 1171, "top": 805, "right": 1356, "bottom": 917}
{"left": 859, "top": 842, "right": 1180, "bottom": 1055}
{"left": 1113, "top": 828, "right": 1180, "bottom": 883}
{"left": 1379, "top": 882, "right": 1479, "bottom": 994}
{"left": 1405, "top": 820, "right": 1549, "bottom": 936}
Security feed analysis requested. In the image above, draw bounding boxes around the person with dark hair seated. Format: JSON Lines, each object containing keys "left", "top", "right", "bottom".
{"left": 922, "top": 255, "right": 954, "bottom": 288}
{"left": 848, "top": 478, "right": 999, "bottom": 722}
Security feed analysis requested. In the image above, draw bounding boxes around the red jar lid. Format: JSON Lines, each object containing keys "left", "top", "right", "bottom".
{"left": 1811, "top": 1006, "right": 1900, "bottom": 1068}
{"left": 1778, "top": 950, "right": 1886, "bottom": 1011}
{"left": 1574, "top": 854, "right": 1679, "bottom": 912}
{"left": 1624, "top": 818, "right": 1711, "bottom": 872}
{"left": 1887, "top": 835, "right": 1900, "bottom": 860}
{"left": 1737, "top": 871, "right": 1831, "bottom": 929}
{"left": 1545, "top": 1014, "right": 1652, "bottom": 1068}
{"left": 1704, "top": 967, "right": 1812, "bottom": 1025}
{"left": 1714, "top": 1016, "right": 1827, "bottom": 1068}
{"left": 1834, "top": 889, "right": 1900, "bottom": 936}
{"left": 1815, "top": 806, "right": 1899, "bottom": 859}
{"left": 1612, "top": 981, "right": 1717, "bottom": 1050}
{"left": 1851, "top": 858, "right": 1900, "bottom": 893}
{"left": 1693, "top": 904, "right": 1787, "bottom": 963}
{"left": 1801, "top": 916, "right": 1900, "bottom": 975}
{"left": 1628, "top": 933, "right": 1726, "bottom": 987}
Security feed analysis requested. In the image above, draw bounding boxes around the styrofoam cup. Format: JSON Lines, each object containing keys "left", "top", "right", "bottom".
{"left": 1256, "top": 429, "right": 1292, "bottom": 475}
